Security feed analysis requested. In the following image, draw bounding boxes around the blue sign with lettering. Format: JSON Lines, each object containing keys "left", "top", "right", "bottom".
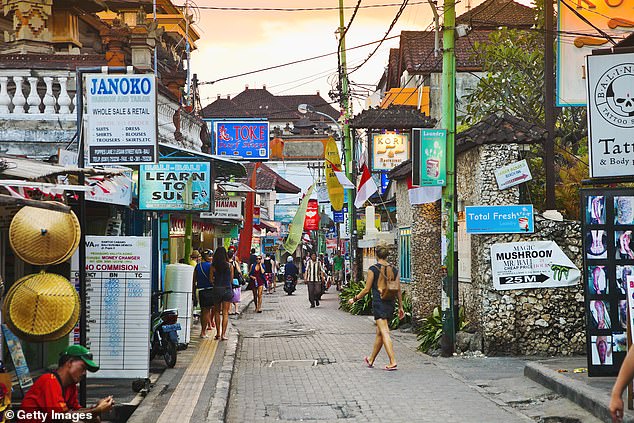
{"left": 465, "top": 205, "right": 534, "bottom": 234}
{"left": 213, "top": 120, "right": 269, "bottom": 159}
{"left": 332, "top": 205, "right": 347, "bottom": 223}
{"left": 380, "top": 171, "right": 390, "bottom": 194}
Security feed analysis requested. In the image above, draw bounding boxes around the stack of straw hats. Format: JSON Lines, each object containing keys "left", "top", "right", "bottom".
{"left": 5, "top": 206, "right": 81, "bottom": 341}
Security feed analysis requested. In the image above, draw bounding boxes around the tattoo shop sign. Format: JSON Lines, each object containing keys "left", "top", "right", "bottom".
{"left": 490, "top": 241, "right": 580, "bottom": 290}
{"left": 587, "top": 52, "right": 634, "bottom": 178}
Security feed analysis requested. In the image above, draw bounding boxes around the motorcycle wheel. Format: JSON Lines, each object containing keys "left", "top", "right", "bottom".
{"left": 150, "top": 335, "right": 160, "bottom": 361}
{"left": 163, "top": 339, "right": 177, "bottom": 368}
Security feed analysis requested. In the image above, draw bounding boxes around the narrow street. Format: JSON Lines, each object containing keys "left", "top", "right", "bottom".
{"left": 226, "top": 285, "right": 548, "bottom": 423}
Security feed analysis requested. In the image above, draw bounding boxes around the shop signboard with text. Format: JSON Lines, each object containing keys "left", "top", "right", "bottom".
{"left": 466, "top": 205, "right": 534, "bottom": 234}
{"left": 275, "top": 204, "right": 299, "bottom": 224}
{"left": 213, "top": 120, "right": 269, "bottom": 159}
{"left": 412, "top": 128, "right": 446, "bottom": 186}
{"left": 85, "top": 74, "right": 157, "bottom": 165}
{"left": 494, "top": 160, "right": 532, "bottom": 190}
{"left": 138, "top": 162, "right": 211, "bottom": 210}
{"left": 200, "top": 197, "right": 243, "bottom": 220}
{"left": 304, "top": 199, "right": 319, "bottom": 231}
{"left": 372, "top": 133, "right": 409, "bottom": 171}
{"left": 587, "top": 52, "right": 634, "bottom": 178}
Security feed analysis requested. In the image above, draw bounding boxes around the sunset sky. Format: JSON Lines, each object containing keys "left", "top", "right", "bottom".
{"left": 188, "top": 0, "right": 535, "bottom": 110}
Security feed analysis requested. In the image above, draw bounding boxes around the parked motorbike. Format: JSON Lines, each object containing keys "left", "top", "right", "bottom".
{"left": 150, "top": 291, "right": 180, "bottom": 368}
{"left": 284, "top": 275, "right": 297, "bottom": 295}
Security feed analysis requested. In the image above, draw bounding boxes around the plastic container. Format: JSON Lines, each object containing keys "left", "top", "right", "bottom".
{"left": 164, "top": 264, "right": 195, "bottom": 344}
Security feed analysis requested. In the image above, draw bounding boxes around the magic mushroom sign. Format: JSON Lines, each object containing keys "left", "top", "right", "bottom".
{"left": 587, "top": 52, "right": 634, "bottom": 178}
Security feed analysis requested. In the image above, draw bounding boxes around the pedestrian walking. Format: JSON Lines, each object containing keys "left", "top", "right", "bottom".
{"left": 304, "top": 252, "right": 325, "bottom": 308}
{"left": 228, "top": 250, "right": 242, "bottom": 315}
{"left": 263, "top": 253, "right": 276, "bottom": 294}
{"left": 610, "top": 345, "right": 634, "bottom": 421}
{"left": 250, "top": 255, "right": 266, "bottom": 313}
{"left": 333, "top": 251, "right": 345, "bottom": 291}
{"left": 210, "top": 247, "right": 234, "bottom": 341}
{"left": 194, "top": 250, "right": 215, "bottom": 338}
{"left": 348, "top": 244, "right": 404, "bottom": 371}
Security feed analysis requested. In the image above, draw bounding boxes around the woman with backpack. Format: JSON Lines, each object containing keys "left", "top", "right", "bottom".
{"left": 348, "top": 243, "right": 404, "bottom": 371}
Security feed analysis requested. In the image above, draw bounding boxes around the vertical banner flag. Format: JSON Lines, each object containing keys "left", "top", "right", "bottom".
{"left": 304, "top": 199, "right": 320, "bottom": 230}
{"left": 324, "top": 138, "right": 345, "bottom": 210}
{"left": 283, "top": 184, "right": 315, "bottom": 254}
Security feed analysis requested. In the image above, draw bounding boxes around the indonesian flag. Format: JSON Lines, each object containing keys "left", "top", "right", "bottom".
{"left": 329, "top": 163, "right": 354, "bottom": 189}
{"left": 407, "top": 176, "right": 442, "bottom": 205}
{"left": 354, "top": 163, "right": 378, "bottom": 208}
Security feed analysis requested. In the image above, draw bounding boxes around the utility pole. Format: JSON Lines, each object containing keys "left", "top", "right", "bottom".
{"left": 544, "top": 0, "right": 556, "bottom": 210}
{"left": 440, "top": 0, "right": 457, "bottom": 357}
{"left": 338, "top": 0, "right": 355, "bottom": 279}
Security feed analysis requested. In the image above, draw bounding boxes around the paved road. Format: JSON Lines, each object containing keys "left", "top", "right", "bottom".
{"left": 226, "top": 284, "right": 534, "bottom": 423}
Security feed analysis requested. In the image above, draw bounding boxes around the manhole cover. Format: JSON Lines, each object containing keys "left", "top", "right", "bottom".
{"left": 278, "top": 405, "right": 338, "bottom": 420}
{"left": 268, "top": 360, "right": 317, "bottom": 368}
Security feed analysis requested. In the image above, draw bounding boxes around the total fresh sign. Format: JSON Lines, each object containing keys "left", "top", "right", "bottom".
{"left": 465, "top": 205, "right": 534, "bottom": 234}
{"left": 213, "top": 120, "right": 269, "bottom": 159}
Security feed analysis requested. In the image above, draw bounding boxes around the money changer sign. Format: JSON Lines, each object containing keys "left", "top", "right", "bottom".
{"left": 490, "top": 241, "right": 580, "bottom": 290}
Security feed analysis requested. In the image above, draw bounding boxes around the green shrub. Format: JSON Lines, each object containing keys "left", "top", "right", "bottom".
{"left": 417, "top": 306, "right": 468, "bottom": 353}
{"left": 389, "top": 291, "right": 412, "bottom": 329}
{"left": 338, "top": 280, "right": 372, "bottom": 315}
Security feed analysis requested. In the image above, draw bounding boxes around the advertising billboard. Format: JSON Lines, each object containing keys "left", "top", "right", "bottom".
{"left": 213, "top": 120, "right": 269, "bottom": 159}
{"left": 372, "top": 133, "right": 409, "bottom": 171}
{"left": 139, "top": 162, "right": 211, "bottom": 210}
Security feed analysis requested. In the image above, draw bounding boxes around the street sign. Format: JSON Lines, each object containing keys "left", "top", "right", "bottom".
{"left": 494, "top": 159, "right": 532, "bottom": 190}
{"left": 412, "top": 128, "right": 446, "bottom": 186}
{"left": 490, "top": 241, "right": 580, "bottom": 290}
{"left": 465, "top": 205, "right": 534, "bottom": 234}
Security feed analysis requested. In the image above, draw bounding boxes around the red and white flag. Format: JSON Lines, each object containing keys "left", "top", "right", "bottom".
{"left": 407, "top": 176, "right": 442, "bottom": 205}
{"left": 354, "top": 163, "right": 378, "bottom": 208}
{"left": 329, "top": 163, "right": 354, "bottom": 189}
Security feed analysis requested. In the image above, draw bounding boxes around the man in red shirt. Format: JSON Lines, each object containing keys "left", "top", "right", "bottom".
{"left": 20, "top": 345, "right": 113, "bottom": 422}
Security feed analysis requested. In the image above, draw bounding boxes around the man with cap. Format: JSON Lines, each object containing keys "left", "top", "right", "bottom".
{"left": 21, "top": 345, "right": 114, "bottom": 422}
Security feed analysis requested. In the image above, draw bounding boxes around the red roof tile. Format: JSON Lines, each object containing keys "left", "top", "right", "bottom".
{"left": 457, "top": 0, "right": 534, "bottom": 29}
{"left": 242, "top": 162, "right": 301, "bottom": 194}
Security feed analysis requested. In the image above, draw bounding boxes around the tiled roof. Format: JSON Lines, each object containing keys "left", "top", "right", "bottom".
{"left": 242, "top": 162, "right": 301, "bottom": 194}
{"left": 201, "top": 88, "right": 339, "bottom": 121}
{"left": 456, "top": 0, "right": 535, "bottom": 29}
{"left": 387, "top": 158, "right": 412, "bottom": 181}
{"left": 456, "top": 113, "right": 547, "bottom": 153}
{"left": 349, "top": 105, "right": 436, "bottom": 129}
{"left": 386, "top": 48, "right": 401, "bottom": 90}
{"left": 400, "top": 29, "right": 495, "bottom": 74}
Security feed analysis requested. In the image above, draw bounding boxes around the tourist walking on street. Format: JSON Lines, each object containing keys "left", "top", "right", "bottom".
{"left": 228, "top": 250, "right": 242, "bottom": 315}
{"left": 250, "top": 255, "right": 266, "bottom": 313}
{"left": 194, "top": 250, "right": 214, "bottom": 338}
{"left": 610, "top": 345, "right": 634, "bottom": 421}
{"left": 304, "top": 252, "right": 325, "bottom": 308}
{"left": 333, "top": 251, "right": 345, "bottom": 290}
{"left": 210, "top": 247, "right": 234, "bottom": 340}
{"left": 348, "top": 244, "right": 404, "bottom": 371}
{"left": 263, "top": 253, "right": 276, "bottom": 294}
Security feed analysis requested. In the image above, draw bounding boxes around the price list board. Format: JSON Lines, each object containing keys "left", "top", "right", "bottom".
{"left": 72, "top": 236, "right": 152, "bottom": 379}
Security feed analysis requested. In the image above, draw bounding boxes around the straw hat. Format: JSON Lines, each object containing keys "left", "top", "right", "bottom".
{"left": 9, "top": 205, "right": 80, "bottom": 266}
{"left": 3, "top": 272, "right": 80, "bottom": 342}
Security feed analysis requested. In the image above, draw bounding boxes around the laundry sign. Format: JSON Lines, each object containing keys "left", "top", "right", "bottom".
{"left": 490, "top": 241, "right": 580, "bottom": 290}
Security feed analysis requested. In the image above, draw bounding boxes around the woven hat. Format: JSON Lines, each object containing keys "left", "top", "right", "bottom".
{"left": 3, "top": 272, "right": 80, "bottom": 342}
{"left": 9, "top": 206, "right": 80, "bottom": 266}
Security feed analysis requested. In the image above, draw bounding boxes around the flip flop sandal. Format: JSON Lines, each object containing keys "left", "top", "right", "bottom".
{"left": 384, "top": 365, "right": 398, "bottom": 371}
{"left": 364, "top": 357, "right": 374, "bottom": 368}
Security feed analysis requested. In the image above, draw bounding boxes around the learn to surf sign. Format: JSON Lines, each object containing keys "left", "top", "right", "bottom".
{"left": 490, "top": 241, "right": 580, "bottom": 290}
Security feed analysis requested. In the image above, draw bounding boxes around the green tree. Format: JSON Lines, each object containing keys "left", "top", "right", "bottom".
{"left": 460, "top": 13, "right": 588, "bottom": 218}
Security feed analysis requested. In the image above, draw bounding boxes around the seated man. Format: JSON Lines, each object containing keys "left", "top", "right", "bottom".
{"left": 21, "top": 345, "right": 114, "bottom": 422}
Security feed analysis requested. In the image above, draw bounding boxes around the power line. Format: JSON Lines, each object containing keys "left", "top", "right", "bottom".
{"left": 178, "top": 1, "right": 430, "bottom": 12}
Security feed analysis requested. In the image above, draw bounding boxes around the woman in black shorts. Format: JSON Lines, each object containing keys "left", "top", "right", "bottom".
{"left": 348, "top": 244, "right": 404, "bottom": 371}
{"left": 210, "top": 247, "right": 234, "bottom": 340}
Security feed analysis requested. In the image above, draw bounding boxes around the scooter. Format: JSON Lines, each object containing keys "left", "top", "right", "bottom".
{"left": 283, "top": 275, "right": 297, "bottom": 295}
{"left": 150, "top": 291, "right": 180, "bottom": 368}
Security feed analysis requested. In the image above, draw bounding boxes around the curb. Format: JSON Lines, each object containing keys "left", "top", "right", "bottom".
{"left": 524, "top": 361, "right": 634, "bottom": 423}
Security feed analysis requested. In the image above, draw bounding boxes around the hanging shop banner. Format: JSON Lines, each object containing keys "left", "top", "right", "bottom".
{"left": 557, "top": 0, "right": 631, "bottom": 106}
{"left": 304, "top": 199, "right": 320, "bottom": 231}
{"left": 87, "top": 173, "right": 133, "bottom": 206}
{"left": 71, "top": 236, "right": 152, "bottom": 379}
{"left": 85, "top": 74, "right": 157, "bottom": 165}
{"left": 213, "top": 120, "right": 269, "bottom": 159}
{"left": 380, "top": 171, "right": 390, "bottom": 194}
{"left": 372, "top": 132, "right": 409, "bottom": 171}
{"left": 581, "top": 188, "right": 634, "bottom": 376}
{"left": 324, "top": 138, "right": 345, "bottom": 211}
{"left": 200, "top": 197, "right": 243, "bottom": 220}
{"left": 465, "top": 205, "right": 534, "bottom": 234}
{"left": 2, "top": 325, "right": 33, "bottom": 390}
{"left": 412, "top": 128, "right": 446, "bottom": 186}
{"left": 139, "top": 161, "right": 211, "bottom": 210}
{"left": 214, "top": 225, "right": 239, "bottom": 238}
{"left": 491, "top": 241, "right": 580, "bottom": 290}
{"left": 494, "top": 160, "right": 532, "bottom": 190}
{"left": 253, "top": 206, "right": 261, "bottom": 225}
{"left": 587, "top": 52, "right": 634, "bottom": 178}
{"left": 275, "top": 204, "right": 299, "bottom": 223}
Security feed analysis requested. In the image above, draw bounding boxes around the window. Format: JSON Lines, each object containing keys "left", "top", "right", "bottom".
{"left": 398, "top": 227, "right": 411, "bottom": 282}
